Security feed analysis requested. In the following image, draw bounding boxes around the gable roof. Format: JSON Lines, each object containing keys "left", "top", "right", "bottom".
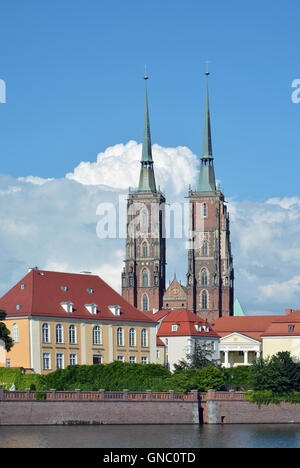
{"left": 150, "top": 309, "right": 219, "bottom": 338}
{"left": 0, "top": 269, "right": 157, "bottom": 324}
{"left": 163, "top": 277, "right": 187, "bottom": 300}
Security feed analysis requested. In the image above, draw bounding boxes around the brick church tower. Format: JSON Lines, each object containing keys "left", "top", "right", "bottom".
{"left": 122, "top": 76, "right": 166, "bottom": 311}
{"left": 186, "top": 73, "right": 234, "bottom": 320}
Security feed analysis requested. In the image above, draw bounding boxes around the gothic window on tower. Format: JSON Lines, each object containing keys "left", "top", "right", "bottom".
{"left": 201, "top": 268, "right": 208, "bottom": 286}
{"left": 203, "top": 203, "right": 207, "bottom": 218}
{"left": 142, "top": 241, "right": 148, "bottom": 257}
{"left": 142, "top": 293, "right": 149, "bottom": 311}
{"left": 201, "top": 290, "right": 208, "bottom": 309}
{"left": 142, "top": 269, "right": 149, "bottom": 287}
{"left": 141, "top": 209, "right": 149, "bottom": 234}
{"left": 201, "top": 241, "right": 208, "bottom": 256}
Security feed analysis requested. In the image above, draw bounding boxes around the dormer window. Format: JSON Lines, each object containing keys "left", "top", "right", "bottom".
{"left": 85, "top": 303, "right": 97, "bottom": 315}
{"left": 60, "top": 302, "right": 73, "bottom": 313}
{"left": 288, "top": 325, "right": 295, "bottom": 333}
{"left": 16, "top": 304, "right": 22, "bottom": 311}
{"left": 172, "top": 324, "right": 179, "bottom": 332}
{"left": 20, "top": 283, "right": 26, "bottom": 290}
{"left": 61, "top": 285, "right": 68, "bottom": 292}
{"left": 203, "top": 325, "right": 210, "bottom": 332}
{"left": 87, "top": 288, "right": 94, "bottom": 294}
{"left": 195, "top": 324, "right": 202, "bottom": 332}
{"left": 108, "top": 305, "right": 121, "bottom": 316}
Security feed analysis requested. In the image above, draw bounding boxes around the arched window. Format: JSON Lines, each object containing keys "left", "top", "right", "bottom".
{"left": 201, "top": 242, "right": 208, "bottom": 256}
{"left": 117, "top": 327, "right": 124, "bottom": 346}
{"left": 55, "top": 324, "right": 64, "bottom": 344}
{"left": 141, "top": 328, "right": 148, "bottom": 347}
{"left": 142, "top": 294, "right": 149, "bottom": 311}
{"left": 69, "top": 324, "right": 77, "bottom": 344}
{"left": 12, "top": 323, "right": 19, "bottom": 342}
{"left": 201, "top": 268, "right": 208, "bottom": 286}
{"left": 142, "top": 269, "right": 149, "bottom": 287}
{"left": 42, "top": 323, "right": 50, "bottom": 343}
{"left": 93, "top": 325, "right": 102, "bottom": 345}
{"left": 129, "top": 328, "right": 136, "bottom": 347}
{"left": 142, "top": 242, "right": 148, "bottom": 257}
{"left": 203, "top": 203, "right": 207, "bottom": 218}
{"left": 201, "top": 290, "right": 208, "bottom": 309}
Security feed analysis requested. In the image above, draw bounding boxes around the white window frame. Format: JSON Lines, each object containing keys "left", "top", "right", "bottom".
{"left": 117, "top": 355, "right": 125, "bottom": 362}
{"left": 12, "top": 323, "right": 19, "bottom": 342}
{"left": 69, "top": 353, "right": 77, "bottom": 366}
{"left": 129, "top": 328, "right": 136, "bottom": 347}
{"left": 56, "top": 352, "right": 64, "bottom": 369}
{"left": 69, "top": 324, "right": 77, "bottom": 344}
{"left": 55, "top": 324, "right": 64, "bottom": 344}
{"left": 42, "top": 323, "right": 50, "bottom": 343}
{"left": 93, "top": 325, "right": 102, "bottom": 345}
{"left": 141, "top": 356, "right": 148, "bottom": 365}
{"left": 42, "top": 352, "right": 51, "bottom": 370}
{"left": 117, "top": 327, "right": 124, "bottom": 347}
{"left": 141, "top": 328, "right": 148, "bottom": 347}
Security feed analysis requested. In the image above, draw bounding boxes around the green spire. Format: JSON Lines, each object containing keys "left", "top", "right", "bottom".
{"left": 202, "top": 80, "right": 213, "bottom": 158}
{"left": 138, "top": 75, "right": 157, "bottom": 192}
{"left": 197, "top": 73, "right": 216, "bottom": 192}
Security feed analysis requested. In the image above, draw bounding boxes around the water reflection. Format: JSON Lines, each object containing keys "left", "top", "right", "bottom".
{"left": 0, "top": 424, "right": 300, "bottom": 448}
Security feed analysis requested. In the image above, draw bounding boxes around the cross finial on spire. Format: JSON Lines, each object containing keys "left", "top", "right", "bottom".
{"left": 205, "top": 60, "right": 210, "bottom": 76}
{"left": 144, "top": 64, "right": 148, "bottom": 80}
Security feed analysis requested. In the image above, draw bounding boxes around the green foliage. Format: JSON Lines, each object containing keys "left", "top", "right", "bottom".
{"left": 246, "top": 390, "right": 300, "bottom": 406}
{"left": 154, "top": 366, "right": 226, "bottom": 392}
{"left": 0, "top": 310, "right": 13, "bottom": 352}
{"left": 41, "top": 361, "right": 172, "bottom": 391}
{"left": 15, "top": 374, "right": 43, "bottom": 391}
{"left": 0, "top": 367, "right": 21, "bottom": 390}
{"left": 224, "top": 366, "right": 251, "bottom": 390}
{"left": 249, "top": 351, "right": 300, "bottom": 394}
{"left": 34, "top": 392, "right": 46, "bottom": 401}
{"left": 174, "top": 341, "right": 220, "bottom": 371}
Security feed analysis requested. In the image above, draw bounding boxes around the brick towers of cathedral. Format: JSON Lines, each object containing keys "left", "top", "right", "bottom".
{"left": 121, "top": 73, "right": 234, "bottom": 320}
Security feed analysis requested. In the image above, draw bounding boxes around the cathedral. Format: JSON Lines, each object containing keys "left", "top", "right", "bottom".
{"left": 122, "top": 72, "right": 234, "bottom": 321}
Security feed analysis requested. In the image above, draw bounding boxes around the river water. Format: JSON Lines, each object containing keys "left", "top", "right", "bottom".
{"left": 0, "top": 424, "right": 300, "bottom": 448}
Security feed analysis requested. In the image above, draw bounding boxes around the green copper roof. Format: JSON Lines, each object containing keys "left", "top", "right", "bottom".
{"left": 201, "top": 81, "right": 213, "bottom": 158}
{"left": 197, "top": 76, "right": 216, "bottom": 192}
{"left": 234, "top": 298, "right": 246, "bottom": 316}
{"left": 138, "top": 77, "right": 157, "bottom": 192}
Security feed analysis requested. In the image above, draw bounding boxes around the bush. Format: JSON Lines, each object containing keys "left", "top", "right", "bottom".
{"left": 247, "top": 390, "right": 300, "bottom": 406}
{"left": 41, "top": 361, "right": 172, "bottom": 391}
{"left": 153, "top": 366, "right": 226, "bottom": 393}
{"left": 224, "top": 366, "right": 251, "bottom": 390}
{"left": 249, "top": 351, "right": 300, "bottom": 394}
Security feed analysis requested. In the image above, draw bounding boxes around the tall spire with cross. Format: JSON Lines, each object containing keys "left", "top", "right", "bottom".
{"left": 197, "top": 67, "right": 216, "bottom": 192}
{"left": 138, "top": 72, "right": 157, "bottom": 192}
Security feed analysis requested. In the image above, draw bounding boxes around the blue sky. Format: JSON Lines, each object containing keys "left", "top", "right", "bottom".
{"left": 1, "top": 0, "right": 300, "bottom": 314}
{"left": 1, "top": 0, "right": 300, "bottom": 201}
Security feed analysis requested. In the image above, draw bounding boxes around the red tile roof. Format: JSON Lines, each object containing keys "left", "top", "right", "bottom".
{"left": 210, "top": 315, "right": 285, "bottom": 341}
{"left": 0, "top": 269, "right": 157, "bottom": 324}
{"left": 262, "top": 310, "right": 300, "bottom": 337}
{"left": 146, "top": 309, "right": 219, "bottom": 338}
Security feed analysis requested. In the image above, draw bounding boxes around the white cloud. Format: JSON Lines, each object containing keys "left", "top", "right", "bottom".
{"left": 66, "top": 140, "right": 198, "bottom": 197}
{"left": 1, "top": 142, "right": 300, "bottom": 317}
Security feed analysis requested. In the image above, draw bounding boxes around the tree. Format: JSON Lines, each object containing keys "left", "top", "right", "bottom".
{"left": 0, "top": 310, "right": 13, "bottom": 352}
{"left": 249, "top": 351, "right": 300, "bottom": 394}
{"left": 174, "top": 341, "right": 220, "bottom": 371}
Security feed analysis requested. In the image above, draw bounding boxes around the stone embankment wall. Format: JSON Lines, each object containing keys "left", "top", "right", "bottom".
{"left": 0, "top": 389, "right": 200, "bottom": 425}
{"left": 1, "top": 389, "right": 300, "bottom": 425}
{"left": 201, "top": 390, "right": 300, "bottom": 424}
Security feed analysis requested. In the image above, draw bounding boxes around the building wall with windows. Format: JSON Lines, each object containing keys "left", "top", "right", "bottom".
{"left": 0, "top": 269, "right": 158, "bottom": 374}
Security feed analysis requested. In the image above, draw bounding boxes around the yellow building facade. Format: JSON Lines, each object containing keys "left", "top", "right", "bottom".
{"left": 0, "top": 269, "right": 157, "bottom": 374}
